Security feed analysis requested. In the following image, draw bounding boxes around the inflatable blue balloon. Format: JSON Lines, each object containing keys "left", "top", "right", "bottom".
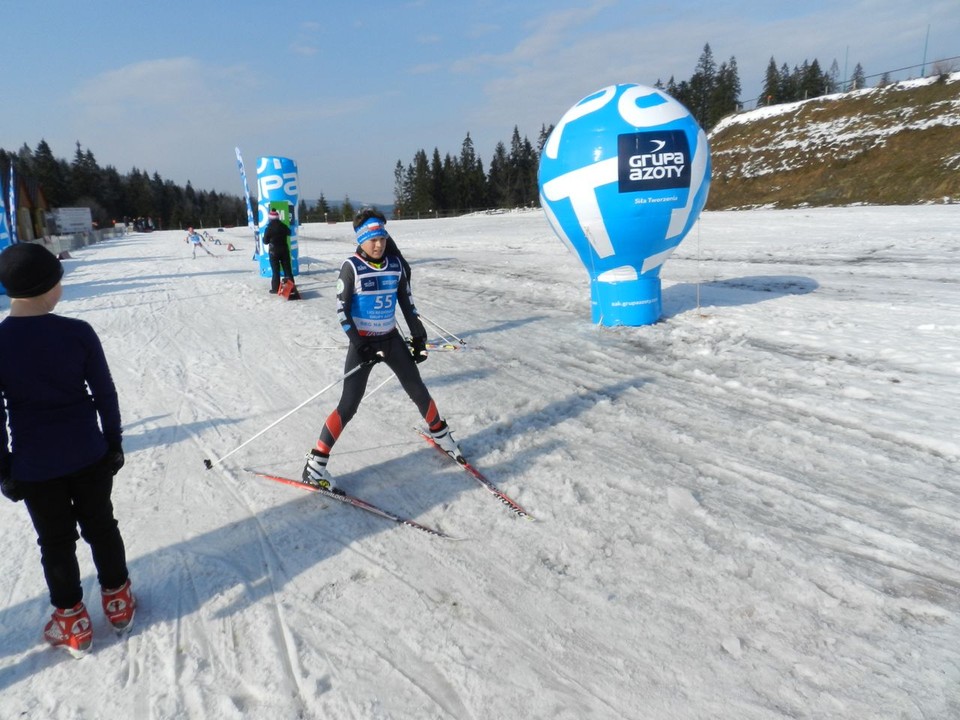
{"left": 539, "top": 84, "right": 711, "bottom": 326}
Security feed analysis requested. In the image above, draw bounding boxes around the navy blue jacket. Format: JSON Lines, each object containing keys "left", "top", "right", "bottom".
{"left": 0, "top": 314, "right": 122, "bottom": 482}
{"left": 262, "top": 219, "right": 291, "bottom": 259}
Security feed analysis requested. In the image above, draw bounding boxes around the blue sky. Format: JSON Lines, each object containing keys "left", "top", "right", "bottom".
{"left": 3, "top": 0, "right": 957, "bottom": 205}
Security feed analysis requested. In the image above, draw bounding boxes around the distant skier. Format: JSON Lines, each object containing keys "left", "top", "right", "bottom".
{"left": 301, "top": 215, "right": 461, "bottom": 491}
{"left": 186, "top": 227, "right": 215, "bottom": 258}
{"left": 0, "top": 243, "right": 136, "bottom": 658}
{"left": 262, "top": 209, "right": 300, "bottom": 299}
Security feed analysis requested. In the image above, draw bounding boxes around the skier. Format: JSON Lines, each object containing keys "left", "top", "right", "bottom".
{"left": 0, "top": 243, "right": 136, "bottom": 658}
{"left": 301, "top": 215, "right": 461, "bottom": 491}
{"left": 186, "top": 227, "right": 214, "bottom": 258}
{"left": 262, "top": 209, "right": 300, "bottom": 298}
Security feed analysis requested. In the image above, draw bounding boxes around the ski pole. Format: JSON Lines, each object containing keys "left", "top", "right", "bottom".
{"left": 203, "top": 362, "right": 367, "bottom": 470}
{"left": 419, "top": 313, "right": 467, "bottom": 346}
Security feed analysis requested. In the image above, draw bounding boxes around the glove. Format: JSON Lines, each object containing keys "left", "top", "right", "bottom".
{"left": 106, "top": 445, "right": 125, "bottom": 476}
{"left": 357, "top": 343, "right": 383, "bottom": 366}
{"left": 0, "top": 472, "right": 22, "bottom": 502}
{"left": 410, "top": 337, "right": 428, "bottom": 364}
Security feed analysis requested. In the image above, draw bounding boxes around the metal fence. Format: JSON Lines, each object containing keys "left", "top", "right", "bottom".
{"left": 39, "top": 225, "right": 127, "bottom": 257}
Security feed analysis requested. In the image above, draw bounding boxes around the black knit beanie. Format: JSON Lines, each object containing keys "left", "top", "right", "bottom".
{"left": 0, "top": 243, "right": 65, "bottom": 298}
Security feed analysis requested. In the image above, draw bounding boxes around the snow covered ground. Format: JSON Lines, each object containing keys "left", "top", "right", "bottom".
{"left": 1, "top": 205, "right": 958, "bottom": 719}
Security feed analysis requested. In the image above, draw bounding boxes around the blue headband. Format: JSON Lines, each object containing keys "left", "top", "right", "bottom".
{"left": 356, "top": 217, "right": 388, "bottom": 244}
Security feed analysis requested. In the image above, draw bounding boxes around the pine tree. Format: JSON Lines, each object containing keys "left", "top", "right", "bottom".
{"left": 458, "top": 133, "right": 485, "bottom": 210}
{"left": 687, "top": 43, "right": 717, "bottom": 128}
{"left": 409, "top": 149, "right": 432, "bottom": 215}
{"left": 671, "top": 79, "right": 692, "bottom": 111}
{"left": 710, "top": 57, "right": 742, "bottom": 124}
{"left": 487, "top": 141, "right": 510, "bottom": 208}
{"left": 778, "top": 62, "right": 796, "bottom": 102}
{"left": 441, "top": 153, "right": 458, "bottom": 213}
{"left": 33, "top": 140, "right": 70, "bottom": 208}
{"left": 430, "top": 148, "right": 446, "bottom": 212}
{"left": 521, "top": 135, "right": 538, "bottom": 207}
{"left": 126, "top": 168, "right": 154, "bottom": 220}
{"left": 99, "top": 166, "right": 127, "bottom": 222}
{"left": 665, "top": 76, "right": 679, "bottom": 99}
{"left": 761, "top": 58, "right": 780, "bottom": 106}
{"left": 393, "top": 160, "right": 408, "bottom": 216}
{"left": 506, "top": 127, "right": 526, "bottom": 207}
{"left": 850, "top": 63, "right": 866, "bottom": 91}
{"left": 828, "top": 60, "right": 841, "bottom": 93}
{"left": 341, "top": 195, "right": 354, "bottom": 222}
{"left": 71, "top": 142, "right": 101, "bottom": 202}
{"left": 799, "top": 59, "right": 827, "bottom": 99}
{"left": 536, "top": 124, "right": 553, "bottom": 154}
{"left": 154, "top": 173, "right": 177, "bottom": 230}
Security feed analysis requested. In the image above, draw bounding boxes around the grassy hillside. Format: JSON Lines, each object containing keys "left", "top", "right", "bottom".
{"left": 706, "top": 73, "right": 960, "bottom": 209}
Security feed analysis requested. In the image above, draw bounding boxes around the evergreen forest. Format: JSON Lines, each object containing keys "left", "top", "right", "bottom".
{"left": 0, "top": 141, "right": 244, "bottom": 231}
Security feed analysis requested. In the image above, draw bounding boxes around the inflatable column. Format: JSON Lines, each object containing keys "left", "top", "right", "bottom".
{"left": 257, "top": 156, "right": 300, "bottom": 278}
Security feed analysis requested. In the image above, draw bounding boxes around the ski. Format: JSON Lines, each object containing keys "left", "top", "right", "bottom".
{"left": 415, "top": 430, "right": 532, "bottom": 520}
{"left": 251, "top": 471, "right": 452, "bottom": 538}
{"left": 425, "top": 341, "right": 472, "bottom": 352}
{"left": 292, "top": 338, "right": 347, "bottom": 350}
{"left": 295, "top": 339, "right": 472, "bottom": 352}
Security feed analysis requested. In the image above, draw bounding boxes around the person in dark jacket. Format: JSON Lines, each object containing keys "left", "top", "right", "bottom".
{"left": 262, "top": 209, "right": 299, "bottom": 298}
{"left": 0, "top": 243, "right": 136, "bottom": 658}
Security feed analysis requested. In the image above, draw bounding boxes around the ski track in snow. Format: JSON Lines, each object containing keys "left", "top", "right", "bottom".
{"left": 0, "top": 206, "right": 958, "bottom": 719}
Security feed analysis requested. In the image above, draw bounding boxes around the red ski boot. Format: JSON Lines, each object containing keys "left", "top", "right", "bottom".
{"left": 44, "top": 603, "right": 93, "bottom": 658}
{"left": 101, "top": 579, "right": 137, "bottom": 634}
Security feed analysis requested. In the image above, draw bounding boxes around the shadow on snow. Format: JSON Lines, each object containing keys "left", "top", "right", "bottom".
{"left": 0, "top": 369, "right": 644, "bottom": 687}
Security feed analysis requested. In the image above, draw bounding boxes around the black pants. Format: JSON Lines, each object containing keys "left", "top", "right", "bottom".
{"left": 269, "top": 252, "right": 294, "bottom": 293}
{"left": 318, "top": 332, "right": 437, "bottom": 451}
{"left": 20, "top": 459, "right": 129, "bottom": 609}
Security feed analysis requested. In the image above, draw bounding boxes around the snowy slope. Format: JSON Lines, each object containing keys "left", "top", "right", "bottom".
{"left": 1, "top": 206, "right": 958, "bottom": 719}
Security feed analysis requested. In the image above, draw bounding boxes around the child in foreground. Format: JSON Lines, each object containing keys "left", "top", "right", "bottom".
{"left": 0, "top": 243, "right": 136, "bottom": 658}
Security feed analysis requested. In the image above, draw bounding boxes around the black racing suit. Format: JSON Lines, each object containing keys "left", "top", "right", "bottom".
{"left": 315, "top": 250, "right": 438, "bottom": 453}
